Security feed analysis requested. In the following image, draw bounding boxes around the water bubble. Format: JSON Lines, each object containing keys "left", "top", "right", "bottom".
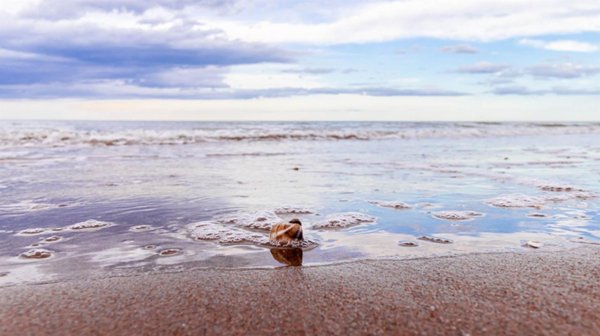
{"left": 158, "top": 248, "right": 182, "bottom": 257}
{"left": 42, "top": 236, "right": 62, "bottom": 243}
{"left": 20, "top": 249, "right": 53, "bottom": 259}
{"left": 129, "top": 225, "right": 154, "bottom": 232}
{"left": 67, "top": 219, "right": 114, "bottom": 231}
{"left": 17, "top": 228, "right": 46, "bottom": 235}
{"left": 417, "top": 235, "right": 453, "bottom": 244}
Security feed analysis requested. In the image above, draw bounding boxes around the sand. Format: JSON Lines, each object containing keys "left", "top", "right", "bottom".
{"left": 1, "top": 246, "right": 599, "bottom": 335}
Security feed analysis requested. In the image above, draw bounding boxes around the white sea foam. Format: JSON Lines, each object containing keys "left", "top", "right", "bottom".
{"left": 432, "top": 211, "right": 484, "bottom": 221}
{"left": 486, "top": 194, "right": 546, "bottom": 209}
{"left": 273, "top": 206, "right": 315, "bottom": 215}
{"left": 312, "top": 212, "right": 376, "bottom": 229}
{"left": 368, "top": 200, "right": 411, "bottom": 210}
{"left": 20, "top": 249, "right": 53, "bottom": 259}
{"left": 216, "top": 211, "right": 282, "bottom": 230}
{"left": 16, "top": 228, "right": 48, "bottom": 236}
{"left": 189, "top": 221, "right": 270, "bottom": 245}
{"left": 487, "top": 191, "right": 596, "bottom": 209}
{"left": 2, "top": 122, "right": 600, "bottom": 147}
{"left": 66, "top": 219, "right": 115, "bottom": 231}
{"left": 128, "top": 225, "right": 155, "bottom": 232}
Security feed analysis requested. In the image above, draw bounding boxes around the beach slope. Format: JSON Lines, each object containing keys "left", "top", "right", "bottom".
{"left": 1, "top": 246, "right": 599, "bottom": 335}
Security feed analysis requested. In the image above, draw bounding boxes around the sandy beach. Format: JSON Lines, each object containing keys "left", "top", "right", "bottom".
{"left": 1, "top": 245, "right": 599, "bottom": 335}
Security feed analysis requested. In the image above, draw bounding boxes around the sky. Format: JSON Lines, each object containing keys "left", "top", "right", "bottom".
{"left": 0, "top": 0, "right": 599, "bottom": 121}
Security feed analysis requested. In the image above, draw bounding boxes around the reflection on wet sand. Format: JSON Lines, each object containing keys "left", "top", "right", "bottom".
{"left": 270, "top": 248, "right": 303, "bottom": 266}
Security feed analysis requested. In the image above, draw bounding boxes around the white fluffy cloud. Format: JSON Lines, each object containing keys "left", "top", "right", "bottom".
{"left": 519, "top": 39, "right": 599, "bottom": 52}
{"left": 202, "top": 0, "right": 600, "bottom": 44}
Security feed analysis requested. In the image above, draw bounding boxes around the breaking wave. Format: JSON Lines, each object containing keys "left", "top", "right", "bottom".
{"left": 2, "top": 122, "right": 600, "bottom": 147}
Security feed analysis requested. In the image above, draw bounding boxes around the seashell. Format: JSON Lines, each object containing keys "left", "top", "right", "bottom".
{"left": 270, "top": 248, "right": 303, "bottom": 266}
{"left": 269, "top": 219, "right": 303, "bottom": 245}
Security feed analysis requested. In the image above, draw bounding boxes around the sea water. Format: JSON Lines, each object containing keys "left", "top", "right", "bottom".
{"left": 1, "top": 120, "right": 599, "bottom": 285}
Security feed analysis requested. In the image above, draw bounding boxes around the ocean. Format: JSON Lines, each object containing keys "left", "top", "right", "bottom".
{"left": 1, "top": 120, "right": 599, "bottom": 285}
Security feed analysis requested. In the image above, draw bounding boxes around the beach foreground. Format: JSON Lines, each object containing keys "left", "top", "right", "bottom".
{"left": 1, "top": 246, "right": 599, "bottom": 335}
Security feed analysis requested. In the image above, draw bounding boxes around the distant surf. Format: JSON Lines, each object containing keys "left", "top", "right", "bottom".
{"left": 1, "top": 121, "right": 600, "bottom": 147}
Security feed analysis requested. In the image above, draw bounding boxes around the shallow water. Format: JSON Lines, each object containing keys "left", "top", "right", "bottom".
{"left": 1, "top": 121, "right": 599, "bottom": 285}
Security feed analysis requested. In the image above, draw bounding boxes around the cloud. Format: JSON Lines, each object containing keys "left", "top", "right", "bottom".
{"left": 456, "top": 62, "right": 511, "bottom": 74}
{"left": 491, "top": 85, "right": 543, "bottom": 95}
{"left": 492, "top": 85, "right": 600, "bottom": 95}
{"left": 136, "top": 66, "right": 228, "bottom": 88}
{"left": 518, "top": 38, "right": 599, "bottom": 52}
{"left": 528, "top": 63, "right": 600, "bottom": 79}
{"left": 0, "top": 80, "right": 466, "bottom": 99}
{"left": 0, "top": 10, "right": 294, "bottom": 90}
{"left": 281, "top": 67, "right": 336, "bottom": 74}
{"left": 441, "top": 44, "right": 478, "bottom": 54}
{"left": 460, "top": 61, "right": 600, "bottom": 82}
{"left": 21, "top": 0, "right": 237, "bottom": 18}
{"left": 202, "top": 0, "right": 600, "bottom": 44}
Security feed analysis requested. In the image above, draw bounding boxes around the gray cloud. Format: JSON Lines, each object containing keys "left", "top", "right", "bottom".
{"left": 22, "top": 0, "right": 237, "bottom": 19}
{"left": 0, "top": 13, "right": 293, "bottom": 91}
{"left": 281, "top": 67, "right": 358, "bottom": 75}
{"left": 281, "top": 67, "right": 336, "bottom": 74}
{"left": 491, "top": 85, "right": 543, "bottom": 95}
{"left": 527, "top": 63, "right": 600, "bottom": 79}
{"left": 0, "top": 82, "right": 466, "bottom": 99}
{"left": 457, "top": 62, "right": 511, "bottom": 74}
{"left": 491, "top": 85, "right": 600, "bottom": 95}
{"left": 441, "top": 44, "right": 478, "bottom": 54}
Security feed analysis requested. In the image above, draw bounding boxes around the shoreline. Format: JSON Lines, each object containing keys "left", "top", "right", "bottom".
{"left": 1, "top": 246, "right": 599, "bottom": 335}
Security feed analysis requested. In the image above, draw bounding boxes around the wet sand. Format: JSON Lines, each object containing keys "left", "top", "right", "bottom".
{"left": 1, "top": 246, "right": 599, "bottom": 335}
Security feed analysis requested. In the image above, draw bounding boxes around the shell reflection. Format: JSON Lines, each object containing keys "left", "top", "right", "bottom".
{"left": 270, "top": 248, "right": 303, "bottom": 267}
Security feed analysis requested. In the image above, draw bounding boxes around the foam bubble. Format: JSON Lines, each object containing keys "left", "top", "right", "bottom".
{"left": 158, "top": 248, "right": 182, "bottom": 257}
{"left": 20, "top": 249, "right": 53, "bottom": 259}
{"left": 273, "top": 206, "right": 315, "bottom": 215}
{"left": 216, "top": 211, "right": 282, "bottom": 230}
{"left": 189, "top": 221, "right": 269, "bottom": 245}
{"left": 537, "top": 183, "right": 585, "bottom": 192}
{"left": 16, "top": 228, "right": 47, "bottom": 236}
{"left": 369, "top": 200, "right": 411, "bottom": 210}
{"left": 398, "top": 241, "right": 419, "bottom": 247}
{"left": 486, "top": 194, "right": 546, "bottom": 209}
{"left": 42, "top": 235, "right": 62, "bottom": 243}
{"left": 432, "top": 211, "right": 484, "bottom": 221}
{"left": 487, "top": 192, "right": 595, "bottom": 209}
{"left": 187, "top": 220, "right": 317, "bottom": 248}
{"left": 312, "top": 212, "right": 376, "bottom": 229}
{"left": 66, "top": 219, "right": 114, "bottom": 231}
{"left": 128, "top": 225, "right": 154, "bottom": 232}
{"left": 417, "top": 236, "right": 453, "bottom": 244}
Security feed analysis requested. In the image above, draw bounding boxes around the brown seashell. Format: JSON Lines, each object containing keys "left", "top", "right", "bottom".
{"left": 270, "top": 248, "right": 303, "bottom": 266}
{"left": 269, "top": 219, "right": 304, "bottom": 245}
